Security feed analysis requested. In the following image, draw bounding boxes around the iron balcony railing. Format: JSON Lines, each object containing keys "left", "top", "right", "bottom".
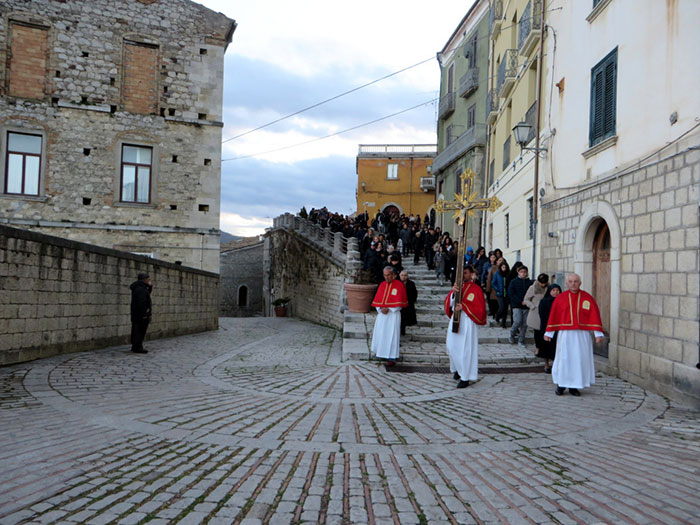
{"left": 486, "top": 88, "right": 498, "bottom": 124}
{"left": 489, "top": 0, "right": 504, "bottom": 36}
{"left": 358, "top": 144, "right": 437, "bottom": 156}
{"left": 497, "top": 49, "right": 518, "bottom": 97}
{"left": 518, "top": 0, "right": 543, "bottom": 55}
{"left": 432, "top": 124, "right": 486, "bottom": 174}
{"left": 458, "top": 67, "right": 479, "bottom": 98}
{"left": 438, "top": 91, "right": 455, "bottom": 120}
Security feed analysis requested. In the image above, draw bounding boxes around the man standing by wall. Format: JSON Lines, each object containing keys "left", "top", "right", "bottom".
{"left": 445, "top": 265, "right": 487, "bottom": 388}
{"left": 130, "top": 273, "right": 153, "bottom": 354}
{"left": 370, "top": 267, "right": 408, "bottom": 366}
{"left": 507, "top": 265, "right": 533, "bottom": 348}
{"left": 399, "top": 270, "right": 417, "bottom": 336}
{"left": 544, "top": 273, "right": 604, "bottom": 397}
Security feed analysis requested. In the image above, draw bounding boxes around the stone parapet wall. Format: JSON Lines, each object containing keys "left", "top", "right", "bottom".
{"left": 0, "top": 224, "right": 219, "bottom": 365}
{"left": 267, "top": 214, "right": 361, "bottom": 330}
{"left": 541, "top": 141, "right": 700, "bottom": 406}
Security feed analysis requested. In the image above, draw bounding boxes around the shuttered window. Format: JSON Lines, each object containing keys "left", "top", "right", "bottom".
{"left": 589, "top": 48, "right": 617, "bottom": 147}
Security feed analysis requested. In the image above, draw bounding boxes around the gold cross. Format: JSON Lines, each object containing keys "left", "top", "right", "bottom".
{"left": 434, "top": 168, "right": 501, "bottom": 225}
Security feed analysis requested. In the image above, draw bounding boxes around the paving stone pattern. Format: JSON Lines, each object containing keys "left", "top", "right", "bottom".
{"left": 1, "top": 317, "right": 698, "bottom": 524}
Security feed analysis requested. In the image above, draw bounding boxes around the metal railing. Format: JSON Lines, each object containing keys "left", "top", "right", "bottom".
{"left": 518, "top": 0, "right": 542, "bottom": 54}
{"left": 438, "top": 91, "right": 455, "bottom": 120}
{"left": 432, "top": 124, "right": 487, "bottom": 174}
{"left": 497, "top": 49, "right": 518, "bottom": 96}
{"left": 486, "top": 88, "right": 499, "bottom": 122}
{"left": 489, "top": 0, "right": 503, "bottom": 35}
{"left": 458, "top": 67, "right": 479, "bottom": 98}
{"left": 358, "top": 144, "right": 437, "bottom": 155}
{"left": 420, "top": 176, "right": 436, "bottom": 190}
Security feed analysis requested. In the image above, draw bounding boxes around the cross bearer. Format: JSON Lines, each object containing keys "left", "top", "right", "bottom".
{"left": 370, "top": 266, "right": 408, "bottom": 366}
{"left": 445, "top": 264, "right": 487, "bottom": 388}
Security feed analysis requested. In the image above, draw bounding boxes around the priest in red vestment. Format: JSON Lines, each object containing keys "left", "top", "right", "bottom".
{"left": 370, "top": 266, "right": 408, "bottom": 366}
{"left": 444, "top": 265, "right": 487, "bottom": 388}
{"left": 544, "top": 273, "right": 604, "bottom": 396}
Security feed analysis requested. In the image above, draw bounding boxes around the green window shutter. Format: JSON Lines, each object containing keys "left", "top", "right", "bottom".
{"left": 589, "top": 48, "right": 617, "bottom": 146}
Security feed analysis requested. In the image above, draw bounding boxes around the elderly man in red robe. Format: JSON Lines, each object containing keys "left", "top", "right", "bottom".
{"left": 371, "top": 266, "right": 408, "bottom": 366}
{"left": 444, "top": 265, "right": 487, "bottom": 388}
{"left": 544, "top": 273, "right": 604, "bottom": 396}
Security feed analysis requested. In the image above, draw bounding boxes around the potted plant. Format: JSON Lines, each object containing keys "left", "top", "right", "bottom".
{"left": 344, "top": 269, "right": 378, "bottom": 313}
{"left": 272, "top": 297, "right": 290, "bottom": 317}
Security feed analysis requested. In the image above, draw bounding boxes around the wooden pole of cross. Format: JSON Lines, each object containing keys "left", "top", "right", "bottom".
{"left": 434, "top": 168, "right": 502, "bottom": 333}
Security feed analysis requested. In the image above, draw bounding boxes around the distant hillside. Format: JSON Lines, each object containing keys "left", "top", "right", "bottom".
{"left": 220, "top": 231, "right": 241, "bottom": 243}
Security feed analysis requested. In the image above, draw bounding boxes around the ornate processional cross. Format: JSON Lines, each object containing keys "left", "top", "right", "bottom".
{"left": 434, "top": 168, "right": 502, "bottom": 332}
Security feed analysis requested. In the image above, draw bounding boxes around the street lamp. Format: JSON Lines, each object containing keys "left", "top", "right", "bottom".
{"left": 512, "top": 121, "right": 547, "bottom": 155}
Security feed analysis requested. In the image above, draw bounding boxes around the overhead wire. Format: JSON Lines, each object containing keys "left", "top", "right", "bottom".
{"left": 222, "top": 99, "right": 437, "bottom": 162}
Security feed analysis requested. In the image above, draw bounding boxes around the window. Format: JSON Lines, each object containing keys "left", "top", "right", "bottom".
{"left": 120, "top": 144, "right": 152, "bottom": 203}
{"left": 589, "top": 48, "right": 617, "bottom": 147}
{"left": 9, "top": 23, "right": 48, "bottom": 99}
{"left": 489, "top": 159, "right": 495, "bottom": 187}
{"left": 469, "top": 33, "right": 478, "bottom": 69}
{"left": 505, "top": 213, "right": 510, "bottom": 248}
{"left": 593, "top": 0, "right": 603, "bottom": 7}
{"left": 502, "top": 136, "right": 511, "bottom": 170}
{"left": 467, "top": 104, "right": 476, "bottom": 129}
{"left": 446, "top": 124, "right": 454, "bottom": 145}
{"left": 5, "top": 132, "right": 42, "bottom": 195}
{"left": 387, "top": 163, "right": 398, "bottom": 180}
{"left": 527, "top": 197, "right": 534, "bottom": 240}
{"left": 123, "top": 40, "right": 159, "bottom": 114}
{"left": 455, "top": 166, "right": 462, "bottom": 194}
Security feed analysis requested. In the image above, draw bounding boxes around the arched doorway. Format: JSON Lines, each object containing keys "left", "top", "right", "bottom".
{"left": 593, "top": 221, "right": 611, "bottom": 337}
{"left": 382, "top": 205, "right": 400, "bottom": 217}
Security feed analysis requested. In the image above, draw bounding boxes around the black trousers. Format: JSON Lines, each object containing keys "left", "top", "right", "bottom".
{"left": 131, "top": 319, "right": 150, "bottom": 351}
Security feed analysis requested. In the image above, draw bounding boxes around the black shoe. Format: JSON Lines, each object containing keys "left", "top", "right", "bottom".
{"left": 555, "top": 386, "right": 565, "bottom": 396}
{"left": 385, "top": 360, "right": 395, "bottom": 367}
{"left": 457, "top": 380, "right": 470, "bottom": 389}
{"left": 544, "top": 367, "right": 551, "bottom": 374}
{"left": 131, "top": 348, "right": 148, "bottom": 354}
{"left": 569, "top": 388, "right": 581, "bottom": 396}
{"left": 453, "top": 372, "right": 460, "bottom": 380}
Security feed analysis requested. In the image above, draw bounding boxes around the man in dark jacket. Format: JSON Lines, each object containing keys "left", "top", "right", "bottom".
{"left": 130, "top": 273, "right": 153, "bottom": 353}
{"left": 399, "top": 270, "right": 418, "bottom": 335}
{"left": 507, "top": 265, "right": 533, "bottom": 347}
{"left": 423, "top": 227, "right": 437, "bottom": 269}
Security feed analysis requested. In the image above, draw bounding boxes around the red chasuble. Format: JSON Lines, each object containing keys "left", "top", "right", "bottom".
{"left": 443, "top": 281, "right": 487, "bottom": 326}
{"left": 545, "top": 290, "right": 604, "bottom": 332}
{"left": 371, "top": 280, "right": 408, "bottom": 308}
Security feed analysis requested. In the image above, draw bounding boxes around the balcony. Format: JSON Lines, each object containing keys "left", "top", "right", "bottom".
{"left": 497, "top": 49, "right": 518, "bottom": 99}
{"left": 438, "top": 91, "right": 455, "bottom": 120}
{"left": 518, "top": 0, "right": 543, "bottom": 56}
{"left": 458, "top": 67, "right": 479, "bottom": 98}
{"left": 420, "top": 176, "right": 436, "bottom": 191}
{"left": 489, "top": 0, "right": 503, "bottom": 38}
{"left": 486, "top": 88, "right": 498, "bottom": 125}
{"left": 432, "top": 124, "right": 486, "bottom": 174}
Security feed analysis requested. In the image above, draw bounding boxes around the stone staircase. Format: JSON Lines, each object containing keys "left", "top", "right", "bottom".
{"left": 342, "top": 260, "right": 537, "bottom": 367}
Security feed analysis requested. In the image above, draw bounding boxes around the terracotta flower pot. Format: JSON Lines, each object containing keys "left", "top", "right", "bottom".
{"left": 344, "top": 283, "right": 378, "bottom": 313}
{"left": 274, "top": 306, "right": 288, "bottom": 317}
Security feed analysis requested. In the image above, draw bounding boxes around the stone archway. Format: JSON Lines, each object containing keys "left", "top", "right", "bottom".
{"left": 574, "top": 201, "right": 621, "bottom": 367}
{"left": 381, "top": 202, "right": 403, "bottom": 216}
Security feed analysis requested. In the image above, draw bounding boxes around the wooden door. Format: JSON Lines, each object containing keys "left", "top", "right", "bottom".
{"left": 592, "top": 222, "right": 611, "bottom": 357}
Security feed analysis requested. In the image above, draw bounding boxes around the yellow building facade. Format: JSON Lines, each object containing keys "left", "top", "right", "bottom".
{"left": 484, "top": 0, "right": 546, "bottom": 270}
{"left": 355, "top": 144, "right": 437, "bottom": 219}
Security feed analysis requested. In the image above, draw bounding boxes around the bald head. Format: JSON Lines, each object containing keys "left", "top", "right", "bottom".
{"left": 566, "top": 273, "right": 582, "bottom": 293}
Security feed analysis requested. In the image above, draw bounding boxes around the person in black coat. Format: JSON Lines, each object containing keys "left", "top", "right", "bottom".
{"left": 537, "top": 283, "right": 561, "bottom": 372}
{"left": 130, "top": 273, "right": 153, "bottom": 354}
{"left": 399, "top": 270, "right": 418, "bottom": 335}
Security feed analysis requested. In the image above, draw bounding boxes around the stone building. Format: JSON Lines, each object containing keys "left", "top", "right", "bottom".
{"left": 540, "top": 0, "right": 700, "bottom": 406}
{"left": 433, "top": 0, "right": 488, "bottom": 244}
{"left": 0, "top": 0, "right": 235, "bottom": 273}
{"left": 220, "top": 237, "right": 264, "bottom": 317}
{"left": 355, "top": 144, "right": 436, "bottom": 220}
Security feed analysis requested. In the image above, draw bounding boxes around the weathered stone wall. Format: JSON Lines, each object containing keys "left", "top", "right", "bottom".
{"left": 541, "top": 141, "right": 700, "bottom": 406}
{"left": 266, "top": 215, "right": 356, "bottom": 330}
{"left": 220, "top": 242, "right": 264, "bottom": 317}
{"left": 0, "top": 0, "right": 235, "bottom": 273}
{"left": 0, "top": 224, "right": 219, "bottom": 365}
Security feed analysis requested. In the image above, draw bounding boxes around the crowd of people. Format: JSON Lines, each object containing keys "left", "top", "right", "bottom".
{"left": 300, "top": 206, "right": 604, "bottom": 396}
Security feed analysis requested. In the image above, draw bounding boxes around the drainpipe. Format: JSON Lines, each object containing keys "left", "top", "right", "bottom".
{"left": 531, "top": 0, "right": 546, "bottom": 275}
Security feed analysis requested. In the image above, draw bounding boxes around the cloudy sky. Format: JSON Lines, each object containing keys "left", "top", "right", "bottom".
{"left": 197, "top": 0, "right": 471, "bottom": 236}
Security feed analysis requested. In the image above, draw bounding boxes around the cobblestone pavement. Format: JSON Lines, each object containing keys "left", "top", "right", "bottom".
{"left": 1, "top": 318, "right": 699, "bottom": 524}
